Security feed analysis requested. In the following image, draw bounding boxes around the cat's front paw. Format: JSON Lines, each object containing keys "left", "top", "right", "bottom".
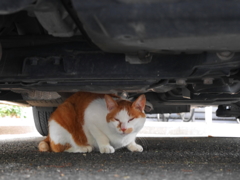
{"left": 80, "top": 145, "right": 93, "bottom": 153}
{"left": 99, "top": 145, "right": 115, "bottom": 154}
{"left": 127, "top": 144, "right": 143, "bottom": 152}
{"left": 66, "top": 145, "right": 93, "bottom": 153}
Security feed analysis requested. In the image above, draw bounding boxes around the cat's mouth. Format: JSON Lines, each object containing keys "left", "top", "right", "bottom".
{"left": 118, "top": 128, "right": 133, "bottom": 135}
{"left": 120, "top": 132, "right": 128, "bottom": 135}
{"left": 121, "top": 131, "right": 131, "bottom": 135}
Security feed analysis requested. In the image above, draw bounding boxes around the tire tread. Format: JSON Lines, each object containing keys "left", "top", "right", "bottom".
{"left": 33, "top": 107, "right": 55, "bottom": 136}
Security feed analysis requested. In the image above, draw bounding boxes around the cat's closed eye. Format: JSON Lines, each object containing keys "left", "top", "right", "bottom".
{"left": 128, "top": 118, "right": 134, "bottom": 122}
{"left": 114, "top": 118, "right": 120, "bottom": 122}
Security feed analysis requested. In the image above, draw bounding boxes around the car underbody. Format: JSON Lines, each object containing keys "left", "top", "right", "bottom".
{"left": 1, "top": 0, "right": 240, "bottom": 118}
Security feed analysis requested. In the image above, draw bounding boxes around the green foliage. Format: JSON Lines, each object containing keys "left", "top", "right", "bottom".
{"left": 0, "top": 105, "right": 26, "bottom": 118}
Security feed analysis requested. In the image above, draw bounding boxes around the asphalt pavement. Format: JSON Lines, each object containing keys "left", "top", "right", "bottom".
{"left": 1, "top": 137, "right": 240, "bottom": 180}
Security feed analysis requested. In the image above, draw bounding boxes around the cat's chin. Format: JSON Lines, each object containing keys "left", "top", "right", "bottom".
{"left": 119, "top": 132, "right": 129, "bottom": 135}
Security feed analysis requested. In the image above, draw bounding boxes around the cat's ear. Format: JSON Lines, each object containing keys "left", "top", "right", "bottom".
{"left": 105, "top": 95, "right": 118, "bottom": 111}
{"left": 132, "top": 94, "right": 146, "bottom": 112}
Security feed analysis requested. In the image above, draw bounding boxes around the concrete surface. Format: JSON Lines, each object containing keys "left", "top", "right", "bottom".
{"left": 1, "top": 137, "right": 240, "bottom": 180}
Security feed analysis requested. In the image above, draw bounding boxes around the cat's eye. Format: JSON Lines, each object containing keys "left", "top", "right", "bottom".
{"left": 114, "top": 118, "right": 120, "bottom": 122}
{"left": 128, "top": 118, "right": 134, "bottom": 122}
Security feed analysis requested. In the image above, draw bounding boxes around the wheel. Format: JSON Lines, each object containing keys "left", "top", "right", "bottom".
{"left": 32, "top": 107, "right": 56, "bottom": 136}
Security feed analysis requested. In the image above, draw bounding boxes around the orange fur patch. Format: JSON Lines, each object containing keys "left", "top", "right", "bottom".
{"left": 117, "top": 122, "right": 121, "bottom": 129}
{"left": 125, "top": 128, "right": 133, "bottom": 134}
{"left": 50, "top": 140, "right": 71, "bottom": 152}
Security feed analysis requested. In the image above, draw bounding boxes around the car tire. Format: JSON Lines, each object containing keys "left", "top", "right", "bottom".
{"left": 32, "top": 107, "right": 56, "bottom": 136}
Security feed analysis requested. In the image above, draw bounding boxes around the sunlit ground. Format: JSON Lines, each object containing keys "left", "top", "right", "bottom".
{"left": 0, "top": 106, "right": 240, "bottom": 140}
{"left": 0, "top": 107, "right": 41, "bottom": 140}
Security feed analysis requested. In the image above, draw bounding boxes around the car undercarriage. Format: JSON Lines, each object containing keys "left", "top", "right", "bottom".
{"left": 1, "top": 0, "right": 240, "bottom": 120}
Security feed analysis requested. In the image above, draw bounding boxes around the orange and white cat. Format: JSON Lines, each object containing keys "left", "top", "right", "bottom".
{"left": 39, "top": 92, "right": 146, "bottom": 153}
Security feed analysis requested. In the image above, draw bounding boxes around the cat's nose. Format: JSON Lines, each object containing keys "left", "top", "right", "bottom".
{"left": 121, "top": 128, "right": 126, "bottom": 132}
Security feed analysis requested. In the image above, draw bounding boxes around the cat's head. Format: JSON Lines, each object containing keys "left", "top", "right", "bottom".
{"left": 105, "top": 94, "right": 146, "bottom": 135}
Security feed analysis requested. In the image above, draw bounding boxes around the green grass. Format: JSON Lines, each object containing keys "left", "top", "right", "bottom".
{"left": 0, "top": 104, "right": 27, "bottom": 118}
